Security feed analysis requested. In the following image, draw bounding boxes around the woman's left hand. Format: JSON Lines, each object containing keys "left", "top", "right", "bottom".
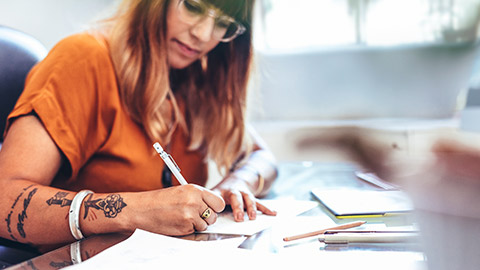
{"left": 212, "top": 175, "right": 277, "bottom": 222}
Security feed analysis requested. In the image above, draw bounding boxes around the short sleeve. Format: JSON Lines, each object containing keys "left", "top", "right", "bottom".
{"left": 6, "top": 33, "right": 120, "bottom": 179}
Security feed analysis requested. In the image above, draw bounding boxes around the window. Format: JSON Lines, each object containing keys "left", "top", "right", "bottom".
{"left": 254, "top": 0, "right": 480, "bottom": 51}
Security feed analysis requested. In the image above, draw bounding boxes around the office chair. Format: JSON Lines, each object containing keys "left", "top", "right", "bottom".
{"left": 0, "top": 25, "right": 47, "bottom": 144}
{"left": 0, "top": 25, "right": 47, "bottom": 267}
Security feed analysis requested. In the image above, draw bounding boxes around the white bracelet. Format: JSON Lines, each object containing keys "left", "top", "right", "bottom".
{"left": 69, "top": 190, "right": 93, "bottom": 240}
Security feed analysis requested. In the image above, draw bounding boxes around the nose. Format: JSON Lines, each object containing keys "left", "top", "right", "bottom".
{"left": 190, "top": 16, "right": 215, "bottom": 42}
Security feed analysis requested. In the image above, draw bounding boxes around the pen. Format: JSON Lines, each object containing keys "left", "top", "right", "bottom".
{"left": 283, "top": 221, "right": 366, "bottom": 242}
{"left": 153, "top": 142, "right": 188, "bottom": 185}
{"left": 318, "top": 232, "right": 420, "bottom": 244}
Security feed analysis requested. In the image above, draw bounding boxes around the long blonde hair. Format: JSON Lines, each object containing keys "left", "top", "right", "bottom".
{"left": 107, "top": 0, "right": 255, "bottom": 174}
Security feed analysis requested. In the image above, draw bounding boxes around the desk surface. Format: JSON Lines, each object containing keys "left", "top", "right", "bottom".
{"left": 2, "top": 162, "right": 426, "bottom": 269}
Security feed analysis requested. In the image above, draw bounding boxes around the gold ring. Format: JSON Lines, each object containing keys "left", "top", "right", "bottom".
{"left": 201, "top": 208, "right": 212, "bottom": 219}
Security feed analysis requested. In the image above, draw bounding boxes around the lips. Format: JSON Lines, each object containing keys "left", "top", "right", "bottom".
{"left": 173, "top": 39, "right": 201, "bottom": 58}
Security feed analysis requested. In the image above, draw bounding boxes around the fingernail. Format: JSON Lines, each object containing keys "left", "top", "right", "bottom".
{"left": 249, "top": 210, "right": 256, "bottom": 220}
{"left": 236, "top": 212, "right": 244, "bottom": 221}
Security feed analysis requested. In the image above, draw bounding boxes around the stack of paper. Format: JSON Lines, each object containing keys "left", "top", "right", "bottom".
{"left": 311, "top": 188, "right": 414, "bottom": 218}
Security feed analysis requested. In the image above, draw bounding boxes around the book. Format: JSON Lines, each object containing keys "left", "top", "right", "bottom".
{"left": 311, "top": 188, "right": 414, "bottom": 218}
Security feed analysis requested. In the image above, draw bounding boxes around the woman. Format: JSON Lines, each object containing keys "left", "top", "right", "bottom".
{"left": 0, "top": 0, "right": 277, "bottom": 249}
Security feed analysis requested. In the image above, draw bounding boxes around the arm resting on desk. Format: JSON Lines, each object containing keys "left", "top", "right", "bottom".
{"left": 0, "top": 116, "right": 225, "bottom": 248}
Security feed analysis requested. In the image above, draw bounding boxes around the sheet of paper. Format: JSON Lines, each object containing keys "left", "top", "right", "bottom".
{"left": 65, "top": 228, "right": 425, "bottom": 270}
{"left": 201, "top": 199, "right": 319, "bottom": 235}
{"left": 273, "top": 216, "right": 419, "bottom": 253}
{"left": 63, "top": 199, "right": 424, "bottom": 270}
{"left": 65, "top": 229, "right": 273, "bottom": 270}
{"left": 311, "top": 188, "right": 414, "bottom": 217}
{"left": 274, "top": 215, "right": 338, "bottom": 240}
{"left": 275, "top": 216, "right": 417, "bottom": 242}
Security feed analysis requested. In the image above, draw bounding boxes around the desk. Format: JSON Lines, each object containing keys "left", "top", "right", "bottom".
{"left": 3, "top": 162, "right": 426, "bottom": 269}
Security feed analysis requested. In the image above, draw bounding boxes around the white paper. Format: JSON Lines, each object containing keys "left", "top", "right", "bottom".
{"left": 201, "top": 199, "right": 319, "bottom": 235}
{"left": 65, "top": 229, "right": 273, "bottom": 270}
{"left": 274, "top": 215, "right": 338, "bottom": 242}
{"left": 65, "top": 229, "right": 425, "bottom": 270}
{"left": 64, "top": 198, "right": 425, "bottom": 270}
{"left": 311, "top": 188, "right": 413, "bottom": 216}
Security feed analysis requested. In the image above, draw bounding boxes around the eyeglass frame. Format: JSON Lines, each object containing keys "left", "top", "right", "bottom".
{"left": 176, "top": 0, "right": 247, "bottom": 42}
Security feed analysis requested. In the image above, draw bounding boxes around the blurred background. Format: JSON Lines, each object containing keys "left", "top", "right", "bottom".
{"left": 256, "top": 0, "right": 480, "bottom": 48}
{"left": 1, "top": 0, "right": 480, "bottom": 161}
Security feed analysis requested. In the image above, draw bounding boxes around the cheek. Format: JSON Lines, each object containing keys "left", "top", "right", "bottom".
{"left": 204, "top": 40, "right": 221, "bottom": 55}
{"left": 165, "top": 2, "right": 181, "bottom": 40}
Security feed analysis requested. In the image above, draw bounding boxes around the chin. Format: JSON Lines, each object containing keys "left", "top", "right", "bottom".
{"left": 170, "top": 63, "right": 190, "bottom": 70}
{"left": 168, "top": 56, "right": 197, "bottom": 70}
{"left": 169, "top": 61, "right": 193, "bottom": 70}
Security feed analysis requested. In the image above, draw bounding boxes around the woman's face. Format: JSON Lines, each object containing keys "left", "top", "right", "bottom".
{"left": 166, "top": 0, "right": 221, "bottom": 69}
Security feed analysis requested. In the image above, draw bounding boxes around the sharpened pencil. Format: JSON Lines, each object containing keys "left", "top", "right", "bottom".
{"left": 283, "top": 221, "right": 366, "bottom": 241}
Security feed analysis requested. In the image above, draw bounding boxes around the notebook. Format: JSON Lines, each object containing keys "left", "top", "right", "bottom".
{"left": 311, "top": 188, "right": 414, "bottom": 218}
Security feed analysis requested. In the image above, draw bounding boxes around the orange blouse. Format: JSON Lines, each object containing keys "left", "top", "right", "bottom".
{"left": 6, "top": 33, "right": 208, "bottom": 193}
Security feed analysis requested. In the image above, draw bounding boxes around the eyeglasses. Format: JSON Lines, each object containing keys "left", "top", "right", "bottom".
{"left": 176, "top": 0, "right": 246, "bottom": 42}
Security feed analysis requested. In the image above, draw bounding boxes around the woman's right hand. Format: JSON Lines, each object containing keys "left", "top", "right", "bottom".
{"left": 112, "top": 184, "right": 225, "bottom": 236}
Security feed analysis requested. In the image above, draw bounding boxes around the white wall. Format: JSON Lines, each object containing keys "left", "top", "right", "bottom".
{"left": 0, "top": 0, "right": 119, "bottom": 49}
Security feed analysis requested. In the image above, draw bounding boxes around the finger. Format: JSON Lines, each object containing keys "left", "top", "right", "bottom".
{"left": 201, "top": 188, "right": 226, "bottom": 213}
{"left": 192, "top": 214, "right": 208, "bottom": 232}
{"left": 256, "top": 201, "right": 277, "bottom": 216}
{"left": 241, "top": 192, "right": 257, "bottom": 220}
{"left": 227, "top": 191, "right": 245, "bottom": 222}
{"left": 199, "top": 206, "right": 218, "bottom": 225}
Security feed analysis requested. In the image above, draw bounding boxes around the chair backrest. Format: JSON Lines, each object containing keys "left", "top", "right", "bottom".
{"left": 0, "top": 26, "right": 47, "bottom": 142}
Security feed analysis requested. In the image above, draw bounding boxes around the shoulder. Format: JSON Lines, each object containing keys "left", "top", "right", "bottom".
{"left": 14, "top": 33, "right": 121, "bottom": 176}
{"left": 23, "top": 32, "right": 118, "bottom": 108}
{"left": 27, "top": 32, "right": 116, "bottom": 89}
{"left": 47, "top": 32, "right": 111, "bottom": 67}
{"left": 54, "top": 32, "right": 108, "bottom": 54}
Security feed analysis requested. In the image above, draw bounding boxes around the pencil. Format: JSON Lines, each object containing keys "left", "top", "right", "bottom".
{"left": 282, "top": 221, "right": 366, "bottom": 242}
{"left": 153, "top": 142, "right": 188, "bottom": 185}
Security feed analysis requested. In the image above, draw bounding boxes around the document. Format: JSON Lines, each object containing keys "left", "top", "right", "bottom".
{"left": 65, "top": 229, "right": 425, "bottom": 270}
{"left": 63, "top": 199, "right": 424, "bottom": 270}
{"left": 311, "top": 188, "right": 414, "bottom": 218}
{"left": 202, "top": 199, "right": 319, "bottom": 235}
{"left": 65, "top": 229, "right": 260, "bottom": 270}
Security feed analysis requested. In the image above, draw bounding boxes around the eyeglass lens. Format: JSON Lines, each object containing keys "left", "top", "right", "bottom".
{"left": 177, "top": 0, "right": 243, "bottom": 41}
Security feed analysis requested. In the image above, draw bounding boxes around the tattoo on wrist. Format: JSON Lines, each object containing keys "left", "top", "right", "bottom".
{"left": 84, "top": 194, "right": 127, "bottom": 219}
{"left": 5, "top": 185, "right": 36, "bottom": 241}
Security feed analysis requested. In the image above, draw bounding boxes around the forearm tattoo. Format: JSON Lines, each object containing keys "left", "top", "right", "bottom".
{"left": 84, "top": 194, "right": 127, "bottom": 219}
{"left": 17, "top": 188, "right": 38, "bottom": 238}
{"left": 46, "top": 191, "right": 72, "bottom": 207}
{"left": 5, "top": 185, "right": 36, "bottom": 241}
{"left": 5, "top": 188, "right": 127, "bottom": 241}
{"left": 49, "top": 261, "right": 73, "bottom": 268}
{"left": 27, "top": 260, "right": 39, "bottom": 270}
{"left": 46, "top": 191, "right": 126, "bottom": 223}
{"left": 46, "top": 192, "right": 127, "bottom": 220}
